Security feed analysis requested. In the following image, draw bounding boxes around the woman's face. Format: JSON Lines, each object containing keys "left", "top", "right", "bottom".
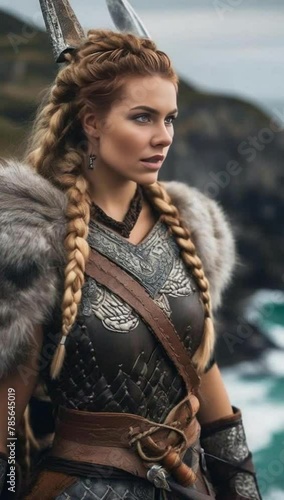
{"left": 84, "top": 75, "right": 178, "bottom": 185}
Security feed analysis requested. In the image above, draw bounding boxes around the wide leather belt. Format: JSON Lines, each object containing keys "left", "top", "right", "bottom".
{"left": 50, "top": 394, "right": 201, "bottom": 485}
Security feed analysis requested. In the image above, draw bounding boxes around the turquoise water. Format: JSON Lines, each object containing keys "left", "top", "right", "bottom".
{"left": 222, "top": 291, "right": 284, "bottom": 500}
{"left": 256, "top": 422, "right": 284, "bottom": 497}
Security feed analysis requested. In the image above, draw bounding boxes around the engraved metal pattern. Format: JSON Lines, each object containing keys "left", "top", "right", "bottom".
{"left": 235, "top": 473, "right": 261, "bottom": 500}
{"left": 80, "top": 223, "right": 195, "bottom": 333}
{"left": 202, "top": 423, "right": 249, "bottom": 463}
{"left": 81, "top": 250, "right": 195, "bottom": 331}
{"left": 159, "top": 257, "right": 195, "bottom": 297}
{"left": 154, "top": 256, "right": 196, "bottom": 319}
{"left": 202, "top": 423, "right": 261, "bottom": 500}
{"left": 56, "top": 475, "right": 156, "bottom": 499}
{"left": 88, "top": 220, "right": 180, "bottom": 298}
{"left": 82, "top": 278, "right": 139, "bottom": 332}
{"left": 40, "top": 0, "right": 85, "bottom": 62}
{"left": 106, "top": 0, "right": 150, "bottom": 38}
{"left": 42, "top": 218, "right": 201, "bottom": 422}
{"left": 152, "top": 293, "right": 171, "bottom": 317}
{"left": 40, "top": 0, "right": 151, "bottom": 64}
{"left": 147, "top": 465, "right": 170, "bottom": 491}
{"left": 81, "top": 278, "right": 97, "bottom": 316}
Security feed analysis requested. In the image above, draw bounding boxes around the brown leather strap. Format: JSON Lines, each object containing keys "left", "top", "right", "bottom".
{"left": 23, "top": 470, "right": 77, "bottom": 500}
{"left": 54, "top": 394, "right": 199, "bottom": 448}
{"left": 85, "top": 248, "right": 200, "bottom": 393}
{"left": 50, "top": 396, "right": 201, "bottom": 483}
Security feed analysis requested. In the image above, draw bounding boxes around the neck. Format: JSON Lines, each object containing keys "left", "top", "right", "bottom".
{"left": 86, "top": 169, "right": 138, "bottom": 221}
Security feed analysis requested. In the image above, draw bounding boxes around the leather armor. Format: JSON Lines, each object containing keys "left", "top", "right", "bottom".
{"left": 36, "top": 219, "right": 213, "bottom": 499}
{"left": 0, "top": 161, "right": 237, "bottom": 500}
{"left": 41, "top": 219, "right": 209, "bottom": 423}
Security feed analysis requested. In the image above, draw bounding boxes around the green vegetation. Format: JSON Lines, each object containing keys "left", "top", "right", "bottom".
{"left": 0, "top": 10, "right": 55, "bottom": 157}
{"left": 0, "top": 8, "right": 270, "bottom": 159}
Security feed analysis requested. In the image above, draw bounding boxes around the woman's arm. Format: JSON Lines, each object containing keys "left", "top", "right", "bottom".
{"left": 197, "top": 363, "right": 232, "bottom": 424}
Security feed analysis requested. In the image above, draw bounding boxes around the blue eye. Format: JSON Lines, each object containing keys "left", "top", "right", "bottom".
{"left": 165, "top": 115, "right": 177, "bottom": 125}
{"left": 135, "top": 114, "right": 150, "bottom": 123}
{"left": 132, "top": 113, "right": 177, "bottom": 125}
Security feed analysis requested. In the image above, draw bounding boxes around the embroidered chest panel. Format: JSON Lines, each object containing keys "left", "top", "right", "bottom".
{"left": 44, "top": 220, "right": 205, "bottom": 422}
{"left": 88, "top": 219, "right": 181, "bottom": 297}
{"left": 82, "top": 219, "right": 197, "bottom": 333}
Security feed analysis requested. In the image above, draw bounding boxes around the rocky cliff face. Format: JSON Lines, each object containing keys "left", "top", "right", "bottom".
{"left": 163, "top": 85, "right": 284, "bottom": 290}
{"left": 0, "top": 11, "right": 54, "bottom": 154}
{"left": 1, "top": 9, "right": 282, "bottom": 364}
{"left": 162, "top": 85, "right": 284, "bottom": 362}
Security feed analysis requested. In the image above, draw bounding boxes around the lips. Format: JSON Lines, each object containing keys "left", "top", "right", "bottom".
{"left": 141, "top": 155, "right": 164, "bottom": 162}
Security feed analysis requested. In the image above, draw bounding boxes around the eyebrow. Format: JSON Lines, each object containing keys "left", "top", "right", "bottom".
{"left": 130, "top": 105, "right": 178, "bottom": 115}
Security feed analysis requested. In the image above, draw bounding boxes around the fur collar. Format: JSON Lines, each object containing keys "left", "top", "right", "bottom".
{"left": 0, "top": 161, "right": 235, "bottom": 377}
{"left": 0, "top": 161, "right": 66, "bottom": 378}
{"left": 164, "top": 181, "right": 236, "bottom": 311}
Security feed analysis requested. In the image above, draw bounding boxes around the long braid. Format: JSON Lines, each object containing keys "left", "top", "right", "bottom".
{"left": 26, "top": 71, "right": 91, "bottom": 379}
{"left": 51, "top": 171, "right": 90, "bottom": 378}
{"left": 144, "top": 182, "right": 215, "bottom": 374}
{"left": 25, "top": 29, "right": 178, "bottom": 379}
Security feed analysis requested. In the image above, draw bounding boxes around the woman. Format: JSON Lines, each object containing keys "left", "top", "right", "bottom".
{"left": 0, "top": 28, "right": 261, "bottom": 499}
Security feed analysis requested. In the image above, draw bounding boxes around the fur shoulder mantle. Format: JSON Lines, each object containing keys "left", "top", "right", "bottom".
{"left": 0, "top": 161, "right": 67, "bottom": 378}
{"left": 163, "top": 181, "right": 236, "bottom": 311}
{"left": 0, "top": 161, "right": 235, "bottom": 377}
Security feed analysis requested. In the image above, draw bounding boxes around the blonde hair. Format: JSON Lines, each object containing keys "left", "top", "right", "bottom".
{"left": 25, "top": 30, "right": 213, "bottom": 378}
{"left": 144, "top": 183, "right": 215, "bottom": 373}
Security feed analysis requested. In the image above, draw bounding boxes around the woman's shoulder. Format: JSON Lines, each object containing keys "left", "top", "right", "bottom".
{"left": 163, "top": 180, "right": 236, "bottom": 311}
{"left": 0, "top": 159, "right": 67, "bottom": 378}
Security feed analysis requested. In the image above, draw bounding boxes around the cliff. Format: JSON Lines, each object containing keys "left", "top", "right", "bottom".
{"left": 1, "top": 9, "right": 283, "bottom": 364}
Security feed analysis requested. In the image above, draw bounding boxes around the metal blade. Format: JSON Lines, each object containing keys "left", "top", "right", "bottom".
{"left": 106, "top": 0, "right": 151, "bottom": 38}
{"left": 39, "top": 0, "right": 85, "bottom": 63}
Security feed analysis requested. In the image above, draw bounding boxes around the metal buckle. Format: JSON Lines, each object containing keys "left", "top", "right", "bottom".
{"left": 200, "top": 447, "right": 207, "bottom": 473}
{"left": 147, "top": 464, "right": 171, "bottom": 491}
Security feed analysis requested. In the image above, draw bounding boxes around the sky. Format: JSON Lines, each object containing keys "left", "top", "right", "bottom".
{"left": 1, "top": 0, "right": 283, "bottom": 116}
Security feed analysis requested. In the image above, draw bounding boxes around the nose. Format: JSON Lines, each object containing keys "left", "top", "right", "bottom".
{"left": 151, "top": 123, "right": 173, "bottom": 148}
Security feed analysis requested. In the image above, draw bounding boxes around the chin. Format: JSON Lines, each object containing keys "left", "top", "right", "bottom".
{"left": 137, "top": 172, "right": 159, "bottom": 186}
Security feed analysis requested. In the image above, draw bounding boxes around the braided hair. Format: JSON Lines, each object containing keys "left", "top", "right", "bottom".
{"left": 25, "top": 30, "right": 214, "bottom": 377}
{"left": 144, "top": 183, "right": 215, "bottom": 373}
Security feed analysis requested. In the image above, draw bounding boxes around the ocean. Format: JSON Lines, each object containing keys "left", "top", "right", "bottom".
{"left": 222, "top": 290, "right": 284, "bottom": 499}
{"left": 1, "top": 2, "right": 283, "bottom": 496}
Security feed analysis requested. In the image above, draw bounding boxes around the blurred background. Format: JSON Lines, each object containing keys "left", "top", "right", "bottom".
{"left": 0, "top": 1, "right": 284, "bottom": 498}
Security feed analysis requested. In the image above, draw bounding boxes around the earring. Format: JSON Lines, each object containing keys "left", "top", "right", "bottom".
{"left": 88, "top": 154, "right": 97, "bottom": 170}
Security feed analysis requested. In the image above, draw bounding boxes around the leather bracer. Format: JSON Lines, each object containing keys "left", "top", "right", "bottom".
{"left": 200, "top": 408, "right": 262, "bottom": 500}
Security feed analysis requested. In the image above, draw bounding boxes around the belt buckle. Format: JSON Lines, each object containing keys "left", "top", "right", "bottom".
{"left": 147, "top": 464, "right": 171, "bottom": 491}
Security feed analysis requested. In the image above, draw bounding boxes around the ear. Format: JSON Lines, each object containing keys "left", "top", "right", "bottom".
{"left": 82, "top": 111, "right": 101, "bottom": 140}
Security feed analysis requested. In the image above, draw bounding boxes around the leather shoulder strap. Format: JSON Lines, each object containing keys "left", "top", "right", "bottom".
{"left": 85, "top": 248, "right": 200, "bottom": 393}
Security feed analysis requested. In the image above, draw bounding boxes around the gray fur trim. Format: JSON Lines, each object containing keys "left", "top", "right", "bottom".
{"left": 164, "top": 181, "right": 236, "bottom": 311}
{"left": 0, "top": 160, "right": 67, "bottom": 378}
{"left": 0, "top": 162, "right": 235, "bottom": 377}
